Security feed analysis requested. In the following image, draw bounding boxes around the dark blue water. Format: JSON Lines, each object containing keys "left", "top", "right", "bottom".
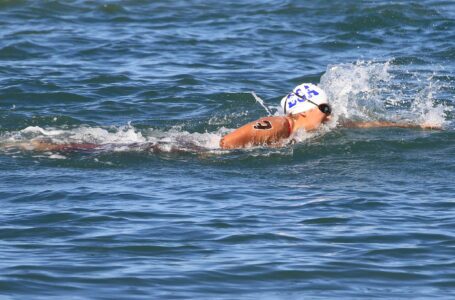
{"left": 1, "top": 1, "right": 454, "bottom": 299}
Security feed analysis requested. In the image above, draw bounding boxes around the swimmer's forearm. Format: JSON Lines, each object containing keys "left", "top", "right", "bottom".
{"left": 341, "top": 121, "right": 414, "bottom": 128}
{"left": 340, "top": 120, "right": 442, "bottom": 130}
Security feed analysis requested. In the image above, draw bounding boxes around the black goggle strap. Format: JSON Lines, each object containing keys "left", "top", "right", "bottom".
{"left": 305, "top": 98, "right": 318, "bottom": 107}
{"left": 283, "top": 94, "right": 289, "bottom": 114}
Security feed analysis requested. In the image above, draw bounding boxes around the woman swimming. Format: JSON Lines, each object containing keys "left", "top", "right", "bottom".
{"left": 219, "top": 83, "right": 439, "bottom": 149}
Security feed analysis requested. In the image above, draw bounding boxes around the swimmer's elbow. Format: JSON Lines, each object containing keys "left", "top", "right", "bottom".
{"left": 219, "top": 137, "right": 227, "bottom": 149}
{"left": 219, "top": 136, "right": 239, "bottom": 149}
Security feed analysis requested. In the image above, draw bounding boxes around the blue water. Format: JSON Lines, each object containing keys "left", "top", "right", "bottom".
{"left": 1, "top": 1, "right": 454, "bottom": 299}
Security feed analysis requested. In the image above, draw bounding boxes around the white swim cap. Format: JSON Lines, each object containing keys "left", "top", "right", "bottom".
{"left": 280, "top": 83, "right": 328, "bottom": 115}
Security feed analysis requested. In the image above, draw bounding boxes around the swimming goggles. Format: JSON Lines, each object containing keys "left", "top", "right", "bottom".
{"left": 292, "top": 92, "right": 332, "bottom": 116}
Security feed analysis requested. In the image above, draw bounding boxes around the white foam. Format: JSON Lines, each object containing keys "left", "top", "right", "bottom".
{"left": 21, "top": 126, "right": 66, "bottom": 136}
{"left": 68, "top": 124, "right": 146, "bottom": 144}
{"left": 49, "top": 154, "right": 66, "bottom": 159}
{"left": 1, "top": 123, "right": 224, "bottom": 153}
{"left": 152, "top": 126, "right": 223, "bottom": 150}
{"left": 409, "top": 74, "right": 448, "bottom": 127}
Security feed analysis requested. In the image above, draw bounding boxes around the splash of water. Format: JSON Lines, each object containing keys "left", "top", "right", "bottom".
{"left": 409, "top": 73, "right": 449, "bottom": 127}
{"left": 320, "top": 60, "right": 450, "bottom": 128}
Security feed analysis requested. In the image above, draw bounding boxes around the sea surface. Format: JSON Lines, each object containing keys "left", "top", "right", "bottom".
{"left": 1, "top": 1, "right": 454, "bottom": 299}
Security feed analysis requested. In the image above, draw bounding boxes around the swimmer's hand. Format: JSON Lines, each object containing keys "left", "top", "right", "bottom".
{"left": 419, "top": 122, "right": 443, "bottom": 130}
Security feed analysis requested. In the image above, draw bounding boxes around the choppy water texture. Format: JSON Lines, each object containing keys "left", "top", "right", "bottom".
{"left": 1, "top": 1, "right": 455, "bottom": 299}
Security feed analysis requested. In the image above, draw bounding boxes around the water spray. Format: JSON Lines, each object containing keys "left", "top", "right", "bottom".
{"left": 251, "top": 91, "right": 272, "bottom": 116}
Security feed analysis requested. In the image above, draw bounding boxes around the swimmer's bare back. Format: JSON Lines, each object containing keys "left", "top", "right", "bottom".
{"left": 220, "top": 116, "right": 292, "bottom": 149}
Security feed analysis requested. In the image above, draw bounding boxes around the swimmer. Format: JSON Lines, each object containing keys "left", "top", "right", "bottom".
{"left": 219, "top": 83, "right": 441, "bottom": 149}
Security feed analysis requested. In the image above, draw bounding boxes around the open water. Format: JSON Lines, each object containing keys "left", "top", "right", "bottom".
{"left": 1, "top": 1, "right": 454, "bottom": 299}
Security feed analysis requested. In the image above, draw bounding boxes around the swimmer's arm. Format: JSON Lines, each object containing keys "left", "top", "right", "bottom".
{"left": 339, "top": 120, "right": 442, "bottom": 130}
